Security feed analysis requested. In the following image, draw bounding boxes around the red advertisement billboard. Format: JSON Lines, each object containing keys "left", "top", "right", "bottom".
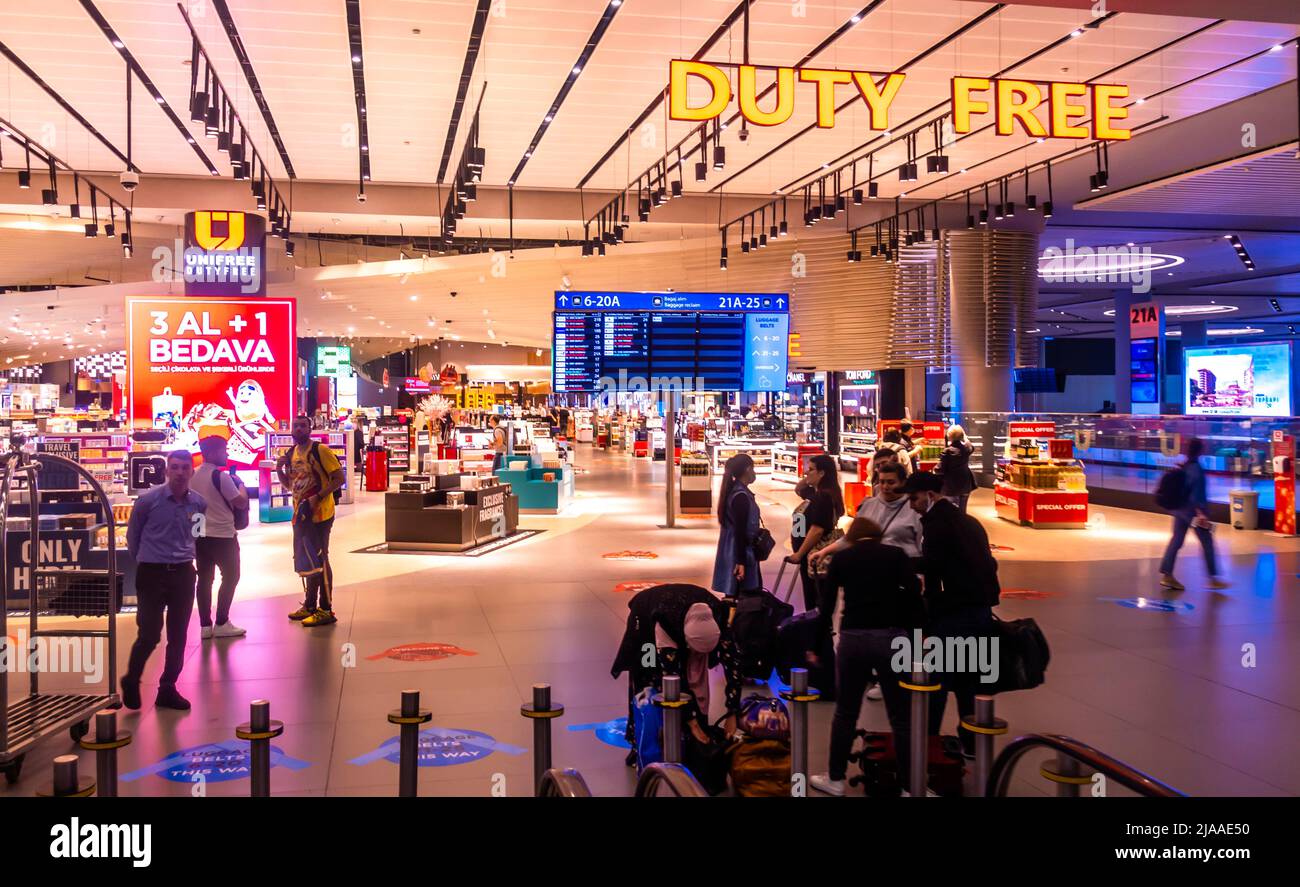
{"left": 126, "top": 297, "right": 296, "bottom": 469}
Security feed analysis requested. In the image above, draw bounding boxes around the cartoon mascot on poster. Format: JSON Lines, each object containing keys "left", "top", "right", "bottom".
{"left": 174, "top": 378, "right": 279, "bottom": 468}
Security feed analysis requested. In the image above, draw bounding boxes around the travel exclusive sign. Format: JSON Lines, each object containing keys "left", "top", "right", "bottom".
{"left": 670, "top": 61, "right": 1131, "bottom": 140}
{"left": 183, "top": 211, "right": 267, "bottom": 297}
{"left": 126, "top": 298, "right": 296, "bottom": 470}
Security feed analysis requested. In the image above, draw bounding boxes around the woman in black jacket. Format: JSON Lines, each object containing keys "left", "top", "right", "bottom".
{"left": 711, "top": 453, "right": 761, "bottom": 596}
{"left": 937, "top": 424, "right": 976, "bottom": 513}
{"left": 786, "top": 454, "right": 844, "bottom": 611}
{"left": 611, "top": 584, "right": 742, "bottom": 757}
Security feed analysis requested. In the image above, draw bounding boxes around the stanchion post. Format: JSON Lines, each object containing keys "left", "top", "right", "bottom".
{"left": 962, "top": 695, "right": 1007, "bottom": 798}
{"left": 521, "top": 683, "right": 565, "bottom": 796}
{"left": 659, "top": 675, "right": 683, "bottom": 764}
{"left": 36, "top": 754, "right": 95, "bottom": 797}
{"left": 1056, "top": 752, "right": 1082, "bottom": 798}
{"left": 80, "top": 708, "right": 132, "bottom": 798}
{"left": 780, "top": 667, "right": 820, "bottom": 797}
{"left": 902, "top": 660, "right": 940, "bottom": 798}
{"left": 388, "top": 689, "right": 432, "bottom": 798}
{"left": 235, "top": 699, "right": 284, "bottom": 798}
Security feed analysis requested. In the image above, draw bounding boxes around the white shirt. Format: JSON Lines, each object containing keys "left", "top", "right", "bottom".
{"left": 192, "top": 463, "right": 244, "bottom": 538}
{"left": 856, "top": 494, "right": 923, "bottom": 558}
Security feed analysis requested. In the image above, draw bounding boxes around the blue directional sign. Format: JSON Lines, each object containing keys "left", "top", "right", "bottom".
{"left": 554, "top": 291, "right": 788, "bottom": 312}
{"left": 349, "top": 727, "right": 527, "bottom": 768}
{"left": 1100, "top": 597, "right": 1196, "bottom": 613}
{"left": 568, "top": 717, "right": 632, "bottom": 749}
{"left": 122, "top": 741, "right": 311, "bottom": 784}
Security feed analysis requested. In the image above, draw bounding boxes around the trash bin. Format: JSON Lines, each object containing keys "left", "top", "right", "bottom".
{"left": 1229, "top": 490, "right": 1259, "bottom": 530}
{"left": 365, "top": 446, "right": 390, "bottom": 492}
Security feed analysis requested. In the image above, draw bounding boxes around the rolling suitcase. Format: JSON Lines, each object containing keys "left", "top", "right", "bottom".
{"left": 775, "top": 610, "right": 836, "bottom": 700}
{"left": 847, "top": 730, "right": 966, "bottom": 797}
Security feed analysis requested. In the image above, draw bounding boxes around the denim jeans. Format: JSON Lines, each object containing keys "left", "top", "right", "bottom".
{"left": 1159, "top": 511, "right": 1218, "bottom": 577}
{"left": 829, "top": 628, "right": 911, "bottom": 783}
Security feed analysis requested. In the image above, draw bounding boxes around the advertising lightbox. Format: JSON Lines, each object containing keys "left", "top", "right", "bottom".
{"left": 127, "top": 297, "right": 297, "bottom": 469}
{"left": 1184, "top": 342, "right": 1292, "bottom": 418}
{"left": 317, "top": 345, "right": 353, "bottom": 378}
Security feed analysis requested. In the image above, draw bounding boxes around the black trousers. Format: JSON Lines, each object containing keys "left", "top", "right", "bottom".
{"left": 926, "top": 604, "right": 995, "bottom": 751}
{"left": 830, "top": 628, "right": 911, "bottom": 783}
{"left": 125, "top": 562, "right": 196, "bottom": 689}
{"left": 195, "top": 535, "right": 241, "bottom": 627}
{"left": 303, "top": 517, "right": 334, "bottom": 611}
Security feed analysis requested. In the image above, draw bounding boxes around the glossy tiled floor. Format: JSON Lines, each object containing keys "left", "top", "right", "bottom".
{"left": 5, "top": 445, "right": 1300, "bottom": 797}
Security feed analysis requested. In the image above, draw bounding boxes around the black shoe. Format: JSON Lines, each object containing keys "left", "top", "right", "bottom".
{"left": 624, "top": 749, "right": 638, "bottom": 767}
{"left": 155, "top": 687, "right": 191, "bottom": 711}
{"left": 120, "top": 678, "right": 141, "bottom": 711}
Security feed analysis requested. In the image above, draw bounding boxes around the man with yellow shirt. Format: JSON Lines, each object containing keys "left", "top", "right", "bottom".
{"left": 276, "top": 416, "right": 346, "bottom": 627}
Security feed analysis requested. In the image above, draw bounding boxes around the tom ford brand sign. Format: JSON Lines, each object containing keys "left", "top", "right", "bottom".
{"left": 183, "top": 211, "right": 267, "bottom": 297}
{"left": 669, "top": 61, "right": 1131, "bottom": 141}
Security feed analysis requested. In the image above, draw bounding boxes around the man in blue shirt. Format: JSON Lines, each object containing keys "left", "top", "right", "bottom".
{"left": 121, "top": 450, "right": 207, "bottom": 711}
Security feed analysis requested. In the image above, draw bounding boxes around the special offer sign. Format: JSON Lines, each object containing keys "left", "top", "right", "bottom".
{"left": 127, "top": 298, "right": 296, "bottom": 469}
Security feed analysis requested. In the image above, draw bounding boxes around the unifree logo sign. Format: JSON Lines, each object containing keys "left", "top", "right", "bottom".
{"left": 193, "top": 211, "right": 247, "bottom": 250}
{"left": 182, "top": 210, "right": 266, "bottom": 296}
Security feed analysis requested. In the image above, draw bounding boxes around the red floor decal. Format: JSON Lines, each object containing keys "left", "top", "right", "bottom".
{"left": 367, "top": 643, "right": 478, "bottom": 662}
{"left": 990, "top": 544, "right": 1016, "bottom": 552}
{"left": 1000, "top": 589, "right": 1055, "bottom": 600}
{"left": 603, "top": 550, "right": 659, "bottom": 560}
{"left": 613, "top": 581, "right": 661, "bottom": 594}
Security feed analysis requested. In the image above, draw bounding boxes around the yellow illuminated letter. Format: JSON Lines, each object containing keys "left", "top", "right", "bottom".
{"left": 851, "top": 72, "right": 906, "bottom": 130}
{"left": 951, "top": 77, "right": 991, "bottom": 133}
{"left": 1093, "top": 84, "right": 1131, "bottom": 140}
{"left": 1049, "top": 82, "right": 1090, "bottom": 139}
{"left": 996, "top": 79, "right": 1047, "bottom": 137}
{"left": 799, "top": 68, "right": 853, "bottom": 128}
{"left": 669, "top": 60, "right": 731, "bottom": 122}
{"left": 738, "top": 65, "right": 795, "bottom": 126}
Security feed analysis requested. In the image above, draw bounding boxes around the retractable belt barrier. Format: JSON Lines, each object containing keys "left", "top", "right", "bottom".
{"left": 78, "top": 709, "right": 132, "bottom": 798}
{"left": 780, "top": 667, "right": 819, "bottom": 796}
{"left": 655, "top": 675, "right": 688, "bottom": 764}
{"left": 961, "top": 695, "right": 1008, "bottom": 798}
{"left": 521, "top": 683, "right": 565, "bottom": 796}
{"left": 388, "top": 689, "right": 432, "bottom": 798}
{"left": 901, "top": 661, "right": 941, "bottom": 798}
{"left": 235, "top": 700, "right": 284, "bottom": 798}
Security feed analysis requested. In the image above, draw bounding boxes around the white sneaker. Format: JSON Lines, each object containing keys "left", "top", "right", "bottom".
{"left": 866, "top": 683, "right": 883, "bottom": 701}
{"left": 810, "top": 774, "right": 846, "bottom": 797}
{"left": 212, "top": 621, "right": 247, "bottom": 639}
{"left": 200, "top": 624, "right": 214, "bottom": 640}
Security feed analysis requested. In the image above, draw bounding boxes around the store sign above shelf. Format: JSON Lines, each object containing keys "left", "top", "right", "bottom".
{"left": 669, "top": 60, "right": 1131, "bottom": 140}
{"left": 183, "top": 211, "right": 267, "bottom": 297}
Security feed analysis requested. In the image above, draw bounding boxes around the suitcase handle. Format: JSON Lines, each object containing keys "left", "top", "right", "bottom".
{"left": 772, "top": 556, "right": 800, "bottom": 603}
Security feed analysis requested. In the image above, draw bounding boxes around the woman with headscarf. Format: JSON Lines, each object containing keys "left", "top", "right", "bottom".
{"left": 611, "top": 584, "right": 742, "bottom": 758}
{"left": 712, "top": 453, "right": 762, "bottom": 597}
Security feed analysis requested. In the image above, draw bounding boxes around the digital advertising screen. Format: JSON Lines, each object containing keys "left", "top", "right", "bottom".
{"left": 552, "top": 292, "right": 789, "bottom": 393}
{"left": 1184, "top": 342, "right": 1292, "bottom": 417}
{"left": 127, "top": 297, "right": 297, "bottom": 469}
{"left": 317, "top": 345, "right": 352, "bottom": 377}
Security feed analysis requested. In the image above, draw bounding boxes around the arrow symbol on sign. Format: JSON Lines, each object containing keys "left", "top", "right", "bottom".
{"left": 558, "top": 295, "right": 568, "bottom": 306}
{"left": 776, "top": 298, "right": 786, "bottom": 308}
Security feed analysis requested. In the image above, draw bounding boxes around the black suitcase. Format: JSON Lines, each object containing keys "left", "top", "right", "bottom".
{"left": 776, "top": 610, "right": 836, "bottom": 701}
{"left": 847, "top": 730, "right": 966, "bottom": 797}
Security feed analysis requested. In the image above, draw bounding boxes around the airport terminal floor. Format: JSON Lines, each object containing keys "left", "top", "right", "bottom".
{"left": 6, "top": 445, "right": 1300, "bottom": 798}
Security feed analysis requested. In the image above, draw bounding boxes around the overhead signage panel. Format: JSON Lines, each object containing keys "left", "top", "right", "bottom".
{"left": 554, "top": 291, "right": 788, "bottom": 312}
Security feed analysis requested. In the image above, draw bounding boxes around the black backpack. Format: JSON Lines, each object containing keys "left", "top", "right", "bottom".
{"left": 210, "top": 467, "right": 250, "bottom": 531}
{"left": 1154, "top": 466, "right": 1189, "bottom": 511}
{"left": 990, "top": 615, "right": 1051, "bottom": 693}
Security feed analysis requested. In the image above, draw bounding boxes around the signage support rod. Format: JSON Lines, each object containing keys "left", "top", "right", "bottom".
{"left": 664, "top": 389, "right": 677, "bottom": 529}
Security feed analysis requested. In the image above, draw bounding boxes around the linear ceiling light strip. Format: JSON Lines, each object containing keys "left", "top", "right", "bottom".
{"left": 583, "top": 1, "right": 886, "bottom": 234}
{"left": 345, "top": 0, "right": 372, "bottom": 193}
{"left": 78, "top": 0, "right": 219, "bottom": 175}
{"left": 506, "top": 0, "right": 625, "bottom": 187}
{"left": 207, "top": 0, "right": 295, "bottom": 179}
{"left": 0, "top": 114, "right": 133, "bottom": 254}
{"left": 0, "top": 41, "right": 138, "bottom": 173}
{"left": 436, "top": 0, "right": 493, "bottom": 184}
{"left": 178, "top": 5, "right": 292, "bottom": 237}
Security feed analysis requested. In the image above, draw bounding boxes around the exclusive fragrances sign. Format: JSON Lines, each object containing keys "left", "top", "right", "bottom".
{"left": 669, "top": 61, "right": 1131, "bottom": 140}
{"left": 183, "top": 210, "right": 267, "bottom": 297}
{"left": 126, "top": 298, "right": 296, "bottom": 469}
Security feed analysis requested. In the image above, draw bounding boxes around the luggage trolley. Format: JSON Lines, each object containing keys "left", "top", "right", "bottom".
{"left": 0, "top": 447, "right": 120, "bottom": 784}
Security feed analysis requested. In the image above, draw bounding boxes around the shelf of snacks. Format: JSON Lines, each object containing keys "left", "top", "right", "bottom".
{"left": 993, "top": 432, "right": 1089, "bottom": 528}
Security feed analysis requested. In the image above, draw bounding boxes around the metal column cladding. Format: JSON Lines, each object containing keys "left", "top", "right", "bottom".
{"left": 944, "top": 229, "right": 1040, "bottom": 413}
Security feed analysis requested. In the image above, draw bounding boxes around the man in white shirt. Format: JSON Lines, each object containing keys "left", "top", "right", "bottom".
{"left": 192, "top": 435, "right": 249, "bottom": 639}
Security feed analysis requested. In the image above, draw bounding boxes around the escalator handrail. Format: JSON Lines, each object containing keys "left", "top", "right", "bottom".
{"left": 987, "top": 733, "right": 1186, "bottom": 798}
{"left": 634, "top": 762, "right": 710, "bottom": 797}
{"left": 538, "top": 768, "right": 593, "bottom": 797}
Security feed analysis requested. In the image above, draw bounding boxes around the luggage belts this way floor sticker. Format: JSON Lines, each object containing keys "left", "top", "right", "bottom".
{"left": 349, "top": 727, "right": 527, "bottom": 767}
{"left": 1099, "top": 596, "right": 1196, "bottom": 613}
{"left": 121, "top": 741, "right": 311, "bottom": 783}
{"left": 568, "top": 717, "right": 632, "bottom": 749}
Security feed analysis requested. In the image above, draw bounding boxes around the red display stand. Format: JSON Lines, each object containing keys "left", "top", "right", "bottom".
{"left": 1274, "top": 432, "right": 1295, "bottom": 535}
{"left": 994, "top": 484, "right": 1088, "bottom": 528}
{"left": 437, "top": 442, "right": 458, "bottom": 460}
{"left": 365, "top": 448, "right": 390, "bottom": 491}
{"left": 844, "top": 480, "right": 870, "bottom": 514}
{"left": 633, "top": 440, "right": 649, "bottom": 457}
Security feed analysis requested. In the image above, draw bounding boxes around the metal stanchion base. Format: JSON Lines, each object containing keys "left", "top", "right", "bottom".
{"left": 387, "top": 710, "right": 432, "bottom": 726}
{"left": 520, "top": 703, "right": 566, "bottom": 719}
{"left": 235, "top": 722, "right": 285, "bottom": 741}
{"left": 37, "top": 779, "right": 96, "bottom": 798}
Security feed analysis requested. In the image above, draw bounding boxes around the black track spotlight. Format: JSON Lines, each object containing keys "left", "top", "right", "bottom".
{"left": 285, "top": 240, "right": 295, "bottom": 258}
{"left": 779, "top": 220, "right": 788, "bottom": 237}
{"left": 853, "top": 189, "right": 863, "bottom": 205}
{"left": 581, "top": 241, "right": 593, "bottom": 258}
{"left": 713, "top": 144, "right": 725, "bottom": 170}
{"left": 18, "top": 170, "right": 31, "bottom": 189}
{"left": 769, "top": 224, "right": 778, "bottom": 240}
{"left": 1026, "top": 194, "right": 1038, "bottom": 212}
{"left": 741, "top": 239, "right": 750, "bottom": 253}
{"left": 121, "top": 230, "right": 133, "bottom": 258}
{"left": 1005, "top": 201, "right": 1016, "bottom": 218}
{"left": 979, "top": 209, "right": 989, "bottom": 226}
{"left": 1089, "top": 174, "right": 1100, "bottom": 193}
{"left": 671, "top": 179, "right": 683, "bottom": 198}
{"left": 84, "top": 223, "right": 97, "bottom": 238}
{"left": 464, "top": 183, "right": 477, "bottom": 202}
{"left": 695, "top": 161, "right": 708, "bottom": 182}
{"left": 867, "top": 181, "right": 879, "bottom": 199}
{"left": 966, "top": 214, "right": 975, "bottom": 229}
{"left": 1042, "top": 201, "right": 1053, "bottom": 219}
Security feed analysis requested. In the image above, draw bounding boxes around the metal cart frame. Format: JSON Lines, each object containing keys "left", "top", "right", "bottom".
{"left": 0, "top": 448, "right": 119, "bottom": 784}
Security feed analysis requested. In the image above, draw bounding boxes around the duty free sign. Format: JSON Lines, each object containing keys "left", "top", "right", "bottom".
{"left": 670, "top": 61, "right": 1132, "bottom": 140}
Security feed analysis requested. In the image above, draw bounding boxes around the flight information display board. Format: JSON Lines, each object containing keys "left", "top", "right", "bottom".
{"left": 553, "top": 292, "right": 789, "bottom": 393}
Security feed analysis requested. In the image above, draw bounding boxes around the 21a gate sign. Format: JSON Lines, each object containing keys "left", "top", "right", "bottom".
{"left": 1130, "top": 303, "right": 1160, "bottom": 339}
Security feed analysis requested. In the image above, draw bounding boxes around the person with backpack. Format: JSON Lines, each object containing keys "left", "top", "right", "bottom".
{"left": 192, "top": 434, "right": 249, "bottom": 639}
{"left": 277, "top": 416, "right": 346, "bottom": 627}
{"left": 1158, "top": 437, "right": 1229, "bottom": 590}
{"left": 903, "top": 471, "right": 1000, "bottom": 757}
{"left": 808, "top": 516, "right": 925, "bottom": 796}
{"left": 936, "top": 424, "right": 977, "bottom": 513}
{"left": 711, "top": 453, "right": 765, "bottom": 597}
